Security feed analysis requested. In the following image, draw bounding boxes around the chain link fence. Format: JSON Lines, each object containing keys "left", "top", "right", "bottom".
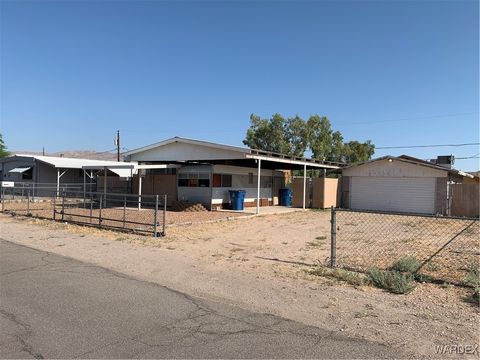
{"left": 1, "top": 186, "right": 167, "bottom": 236}
{"left": 330, "top": 208, "right": 479, "bottom": 285}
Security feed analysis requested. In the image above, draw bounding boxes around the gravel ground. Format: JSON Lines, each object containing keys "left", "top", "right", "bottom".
{"left": 1, "top": 212, "right": 479, "bottom": 359}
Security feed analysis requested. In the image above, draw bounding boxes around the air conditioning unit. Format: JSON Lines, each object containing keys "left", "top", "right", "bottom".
{"left": 434, "top": 155, "right": 454, "bottom": 169}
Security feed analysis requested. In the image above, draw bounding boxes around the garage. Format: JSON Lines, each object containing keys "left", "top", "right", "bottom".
{"left": 341, "top": 155, "right": 472, "bottom": 215}
{"left": 350, "top": 176, "right": 435, "bottom": 214}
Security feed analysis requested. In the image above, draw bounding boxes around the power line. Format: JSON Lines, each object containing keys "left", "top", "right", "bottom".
{"left": 455, "top": 153, "right": 480, "bottom": 160}
{"left": 376, "top": 142, "right": 480, "bottom": 150}
{"left": 336, "top": 111, "right": 478, "bottom": 126}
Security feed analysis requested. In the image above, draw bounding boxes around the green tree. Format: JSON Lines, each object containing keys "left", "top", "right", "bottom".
{"left": 243, "top": 113, "right": 289, "bottom": 154}
{"left": 0, "top": 133, "right": 9, "bottom": 158}
{"left": 343, "top": 140, "right": 375, "bottom": 163}
{"left": 285, "top": 115, "right": 308, "bottom": 157}
{"left": 244, "top": 113, "right": 375, "bottom": 164}
{"left": 328, "top": 131, "right": 345, "bottom": 162}
{"left": 307, "top": 115, "right": 334, "bottom": 161}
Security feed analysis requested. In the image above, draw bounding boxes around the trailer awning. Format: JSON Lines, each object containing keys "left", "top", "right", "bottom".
{"left": 9, "top": 167, "right": 32, "bottom": 173}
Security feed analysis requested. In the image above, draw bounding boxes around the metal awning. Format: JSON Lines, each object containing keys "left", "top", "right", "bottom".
{"left": 81, "top": 164, "right": 137, "bottom": 178}
{"left": 9, "top": 167, "right": 32, "bottom": 173}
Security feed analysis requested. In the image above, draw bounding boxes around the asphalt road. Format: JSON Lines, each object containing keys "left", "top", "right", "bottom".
{"left": 0, "top": 239, "right": 400, "bottom": 359}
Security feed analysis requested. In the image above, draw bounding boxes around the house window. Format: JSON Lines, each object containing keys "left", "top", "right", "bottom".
{"left": 222, "top": 174, "right": 232, "bottom": 187}
{"left": 213, "top": 174, "right": 221, "bottom": 187}
{"left": 212, "top": 174, "right": 232, "bottom": 187}
{"left": 178, "top": 173, "right": 210, "bottom": 187}
{"left": 22, "top": 168, "right": 33, "bottom": 180}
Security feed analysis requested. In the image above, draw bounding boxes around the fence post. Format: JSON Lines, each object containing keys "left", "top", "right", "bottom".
{"left": 123, "top": 195, "right": 127, "bottom": 228}
{"left": 154, "top": 195, "right": 159, "bottom": 237}
{"left": 99, "top": 195, "right": 103, "bottom": 226}
{"left": 90, "top": 194, "right": 93, "bottom": 224}
{"left": 330, "top": 206, "right": 337, "bottom": 267}
{"left": 1, "top": 187, "right": 4, "bottom": 213}
{"left": 163, "top": 195, "right": 167, "bottom": 236}
{"left": 27, "top": 190, "right": 30, "bottom": 215}
{"left": 53, "top": 191, "right": 56, "bottom": 220}
{"left": 61, "top": 191, "right": 65, "bottom": 221}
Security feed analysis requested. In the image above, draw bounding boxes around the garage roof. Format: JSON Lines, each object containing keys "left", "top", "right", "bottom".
{"left": 343, "top": 155, "right": 473, "bottom": 178}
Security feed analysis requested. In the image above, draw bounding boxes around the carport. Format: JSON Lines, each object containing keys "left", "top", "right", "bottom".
{"left": 123, "top": 137, "right": 341, "bottom": 214}
{"left": 245, "top": 149, "right": 339, "bottom": 214}
{"left": 82, "top": 164, "right": 167, "bottom": 209}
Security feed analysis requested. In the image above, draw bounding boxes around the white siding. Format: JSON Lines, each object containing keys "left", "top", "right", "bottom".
{"left": 350, "top": 176, "right": 435, "bottom": 214}
{"left": 212, "top": 165, "right": 273, "bottom": 204}
{"left": 212, "top": 188, "right": 272, "bottom": 204}
{"left": 128, "top": 142, "right": 245, "bottom": 162}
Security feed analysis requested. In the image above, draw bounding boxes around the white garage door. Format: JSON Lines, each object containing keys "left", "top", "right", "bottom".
{"left": 350, "top": 177, "right": 435, "bottom": 214}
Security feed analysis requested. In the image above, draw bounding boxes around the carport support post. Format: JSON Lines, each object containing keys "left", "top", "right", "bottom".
{"left": 302, "top": 164, "right": 307, "bottom": 210}
{"left": 138, "top": 175, "right": 142, "bottom": 211}
{"left": 56, "top": 169, "right": 60, "bottom": 196}
{"left": 256, "top": 158, "right": 262, "bottom": 215}
{"left": 83, "top": 170, "right": 86, "bottom": 207}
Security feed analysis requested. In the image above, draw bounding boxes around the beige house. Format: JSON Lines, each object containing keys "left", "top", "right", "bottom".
{"left": 341, "top": 155, "right": 474, "bottom": 215}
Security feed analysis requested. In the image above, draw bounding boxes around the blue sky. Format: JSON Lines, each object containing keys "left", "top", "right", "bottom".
{"left": 1, "top": 0, "right": 478, "bottom": 170}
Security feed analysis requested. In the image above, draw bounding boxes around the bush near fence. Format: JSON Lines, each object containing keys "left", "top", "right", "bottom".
{"left": 330, "top": 208, "right": 479, "bottom": 285}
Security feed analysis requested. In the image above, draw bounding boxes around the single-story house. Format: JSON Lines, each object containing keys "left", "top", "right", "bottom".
{"left": 341, "top": 155, "right": 474, "bottom": 215}
{"left": 123, "top": 137, "right": 341, "bottom": 213}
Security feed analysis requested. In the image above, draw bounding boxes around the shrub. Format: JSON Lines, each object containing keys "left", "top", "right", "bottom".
{"left": 390, "top": 256, "right": 420, "bottom": 273}
{"left": 464, "top": 264, "right": 480, "bottom": 288}
{"left": 367, "top": 268, "right": 416, "bottom": 294}
{"left": 464, "top": 265, "right": 480, "bottom": 305}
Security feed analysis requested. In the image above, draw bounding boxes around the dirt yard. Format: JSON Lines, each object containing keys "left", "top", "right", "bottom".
{"left": 1, "top": 199, "right": 247, "bottom": 233}
{"left": 1, "top": 211, "right": 478, "bottom": 358}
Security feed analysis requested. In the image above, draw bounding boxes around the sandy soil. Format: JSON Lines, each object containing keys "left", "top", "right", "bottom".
{"left": 0, "top": 212, "right": 479, "bottom": 359}
{"left": 1, "top": 200, "right": 247, "bottom": 232}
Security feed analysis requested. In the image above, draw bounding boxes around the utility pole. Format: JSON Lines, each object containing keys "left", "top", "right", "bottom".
{"left": 115, "top": 130, "right": 120, "bottom": 162}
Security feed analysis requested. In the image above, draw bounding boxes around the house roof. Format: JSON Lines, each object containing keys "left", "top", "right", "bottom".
{"left": 342, "top": 155, "right": 474, "bottom": 178}
{"left": 122, "top": 136, "right": 342, "bottom": 170}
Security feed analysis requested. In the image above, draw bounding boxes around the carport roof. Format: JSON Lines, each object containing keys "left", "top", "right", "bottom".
{"left": 122, "top": 136, "right": 343, "bottom": 170}
{"left": 8, "top": 154, "right": 139, "bottom": 177}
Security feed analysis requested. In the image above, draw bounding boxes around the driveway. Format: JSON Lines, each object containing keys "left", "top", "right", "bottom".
{"left": 0, "top": 239, "right": 397, "bottom": 359}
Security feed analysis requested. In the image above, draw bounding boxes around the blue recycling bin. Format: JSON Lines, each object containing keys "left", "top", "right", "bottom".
{"left": 229, "top": 190, "right": 246, "bottom": 210}
{"left": 279, "top": 188, "right": 292, "bottom": 207}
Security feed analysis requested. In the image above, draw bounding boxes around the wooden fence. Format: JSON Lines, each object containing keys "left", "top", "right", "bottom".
{"left": 450, "top": 183, "right": 479, "bottom": 217}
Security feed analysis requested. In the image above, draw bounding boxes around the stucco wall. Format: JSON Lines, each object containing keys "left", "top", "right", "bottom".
{"left": 343, "top": 159, "right": 447, "bottom": 178}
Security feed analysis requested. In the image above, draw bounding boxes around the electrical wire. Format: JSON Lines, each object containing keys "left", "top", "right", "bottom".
{"left": 336, "top": 111, "right": 478, "bottom": 126}
{"left": 376, "top": 142, "right": 480, "bottom": 150}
